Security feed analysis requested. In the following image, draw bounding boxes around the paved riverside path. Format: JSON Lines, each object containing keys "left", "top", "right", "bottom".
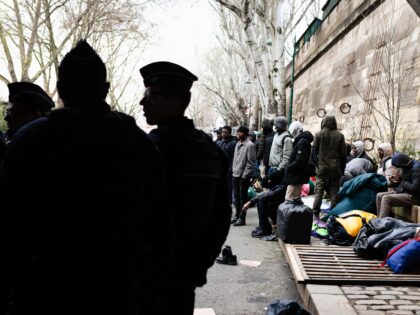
{"left": 195, "top": 206, "right": 301, "bottom": 315}
{"left": 342, "top": 285, "right": 420, "bottom": 315}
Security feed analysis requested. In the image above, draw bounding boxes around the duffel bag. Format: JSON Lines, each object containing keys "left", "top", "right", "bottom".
{"left": 327, "top": 210, "right": 376, "bottom": 246}
{"left": 382, "top": 237, "right": 420, "bottom": 273}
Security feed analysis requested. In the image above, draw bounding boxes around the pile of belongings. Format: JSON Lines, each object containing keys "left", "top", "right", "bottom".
{"left": 326, "top": 210, "right": 376, "bottom": 246}
{"left": 353, "top": 218, "right": 420, "bottom": 273}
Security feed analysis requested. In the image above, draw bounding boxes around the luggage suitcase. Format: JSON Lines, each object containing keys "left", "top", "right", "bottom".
{"left": 277, "top": 199, "right": 312, "bottom": 244}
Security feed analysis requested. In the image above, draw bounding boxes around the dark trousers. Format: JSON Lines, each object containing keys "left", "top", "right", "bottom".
{"left": 257, "top": 185, "right": 286, "bottom": 233}
{"left": 162, "top": 284, "right": 196, "bottom": 315}
{"left": 233, "top": 176, "right": 250, "bottom": 220}
{"left": 312, "top": 177, "right": 340, "bottom": 214}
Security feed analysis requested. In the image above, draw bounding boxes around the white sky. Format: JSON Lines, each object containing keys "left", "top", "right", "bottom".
{"left": 0, "top": 0, "right": 219, "bottom": 102}
{"left": 139, "top": 0, "right": 218, "bottom": 75}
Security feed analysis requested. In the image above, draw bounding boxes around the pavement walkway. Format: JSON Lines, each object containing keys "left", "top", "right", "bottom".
{"left": 285, "top": 197, "right": 420, "bottom": 315}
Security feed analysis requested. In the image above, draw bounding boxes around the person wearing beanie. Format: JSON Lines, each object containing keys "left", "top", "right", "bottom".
{"left": 231, "top": 125, "right": 256, "bottom": 226}
{"left": 268, "top": 116, "right": 293, "bottom": 179}
{"left": 0, "top": 40, "right": 168, "bottom": 314}
{"left": 284, "top": 124, "right": 314, "bottom": 201}
{"left": 139, "top": 61, "right": 231, "bottom": 314}
{"left": 376, "top": 152, "right": 420, "bottom": 218}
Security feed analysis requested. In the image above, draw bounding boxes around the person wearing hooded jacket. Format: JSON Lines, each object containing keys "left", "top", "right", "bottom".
{"left": 268, "top": 116, "right": 293, "bottom": 179}
{"left": 351, "top": 140, "right": 376, "bottom": 171}
{"left": 377, "top": 142, "right": 400, "bottom": 189}
{"left": 376, "top": 152, "right": 420, "bottom": 218}
{"left": 284, "top": 122, "right": 314, "bottom": 201}
{"left": 312, "top": 115, "right": 347, "bottom": 218}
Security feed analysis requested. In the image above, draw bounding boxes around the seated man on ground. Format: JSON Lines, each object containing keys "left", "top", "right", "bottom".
{"left": 376, "top": 152, "right": 420, "bottom": 218}
{"left": 242, "top": 169, "right": 287, "bottom": 239}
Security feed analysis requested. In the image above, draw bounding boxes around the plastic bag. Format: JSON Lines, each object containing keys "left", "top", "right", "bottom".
{"left": 353, "top": 217, "right": 420, "bottom": 259}
{"left": 277, "top": 199, "right": 312, "bottom": 244}
{"left": 266, "top": 299, "right": 310, "bottom": 315}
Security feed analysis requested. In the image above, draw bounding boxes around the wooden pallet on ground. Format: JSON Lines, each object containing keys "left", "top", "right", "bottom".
{"left": 279, "top": 238, "right": 420, "bottom": 286}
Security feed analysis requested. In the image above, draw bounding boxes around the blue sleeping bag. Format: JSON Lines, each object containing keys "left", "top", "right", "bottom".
{"left": 323, "top": 173, "right": 387, "bottom": 221}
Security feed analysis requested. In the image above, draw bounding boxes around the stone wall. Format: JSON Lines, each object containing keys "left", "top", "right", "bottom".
{"left": 285, "top": 0, "right": 420, "bottom": 153}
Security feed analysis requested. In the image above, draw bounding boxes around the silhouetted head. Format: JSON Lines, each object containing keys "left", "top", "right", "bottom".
{"left": 57, "top": 40, "right": 109, "bottom": 106}
{"left": 6, "top": 82, "right": 54, "bottom": 136}
{"left": 139, "top": 61, "right": 198, "bottom": 125}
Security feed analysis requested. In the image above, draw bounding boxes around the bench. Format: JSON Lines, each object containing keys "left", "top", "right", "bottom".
{"left": 392, "top": 205, "right": 420, "bottom": 223}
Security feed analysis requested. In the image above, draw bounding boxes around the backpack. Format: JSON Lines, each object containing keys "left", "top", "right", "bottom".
{"left": 382, "top": 237, "right": 420, "bottom": 273}
{"left": 327, "top": 210, "right": 376, "bottom": 246}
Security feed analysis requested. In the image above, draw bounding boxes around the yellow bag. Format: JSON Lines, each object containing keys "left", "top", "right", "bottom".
{"left": 335, "top": 210, "right": 377, "bottom": 237}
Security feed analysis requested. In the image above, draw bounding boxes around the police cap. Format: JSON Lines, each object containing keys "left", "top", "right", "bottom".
{"left": 140, "top": 61, "right": 198, "bottom": 91}
{"left": 8, "top": 82, "right": 54, "bottom": 111}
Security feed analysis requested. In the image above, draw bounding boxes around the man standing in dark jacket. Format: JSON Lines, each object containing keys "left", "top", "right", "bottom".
{"left": 285, "top": 127, "right": 314, "bottom": 201}
{"left": 312, "top": 115, "right": 347, "bottom": 218}
{"left": 377, "top": 152, "right": 420, "bottom": 218}
{"left": 261, "top": 125, "right": 274, "bottom": 177}
{"left": 139, "top": 61, "right": 231, "bottom": 315}
{"left": 0, "top": 41, "right": 168, "bottom": 315}
{"left": 218, "top": 125, "right": 237, "bottom": 206}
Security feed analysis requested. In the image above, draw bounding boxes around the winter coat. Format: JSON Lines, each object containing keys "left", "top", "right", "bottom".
{"left": 232, "top": 138, "right": 256, "bottom": 178}
{"left": 263, "top": 133, "right": 274, "bottom": 167}
{"left": 0, "top": 103, "right": 172, "bottom": 313}
{"left": 269, "top": 130, "right": 293, "bottom": 169}
{"left": 149, "top": 116, "right": 231, "bottom": 287}
{"left": 392, "top": 153, "right": 420, "bottom": 200}
{"left": 218, "top": 136, "right": 236, "bottom": 173}
{"left": 285, "top": 131, "right": 314, "bottom": 185}
{"left": 313, "top": 116, "right": 346, "bottom": 179}
{"left": 377, "top": 143, "right": 400, "bottom": 187}
{"left": 323, "top": 173, "right": 388, "bottom": 220}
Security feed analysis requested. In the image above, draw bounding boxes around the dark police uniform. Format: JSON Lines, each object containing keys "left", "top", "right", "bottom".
{"left": 140, "top": 62, "right": 231, "bottom": 314}
{"left": 0, "top": 103, "right": 170, "bottom": 315}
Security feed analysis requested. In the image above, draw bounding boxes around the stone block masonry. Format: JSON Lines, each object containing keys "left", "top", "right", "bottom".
{"left": 341, "top": 286, "right": 420, "bottom": 314}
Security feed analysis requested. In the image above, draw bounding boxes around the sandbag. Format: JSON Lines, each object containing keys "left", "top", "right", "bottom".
{"left": 383, "top": 238, "right": 420, "bottom": 273}
{"left": 353, "top": 217, "right": 420, "bottom": 259}
{"left": 266, "top": 299, "right": 310, "bottom": 315}
{"left": 277, "top": 199, "right": 312, "bottom": 244}
{"left": 327, "top": 210, "right": 376, "bottom": 246}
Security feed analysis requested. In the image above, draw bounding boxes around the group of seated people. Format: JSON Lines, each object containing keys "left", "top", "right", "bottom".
{"left": 246, "top": 137, "right": 419, "bottom": 239}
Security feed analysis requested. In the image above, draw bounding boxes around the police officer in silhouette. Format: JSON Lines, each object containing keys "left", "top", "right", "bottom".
{"left": 139, "top": 61, "right": 231, "bottom": 315}
{"left": 4, "top": 82, "right": 54, "bottom": 143}
{"left": 0, "top": 41, "right": 171, "bottom": 315}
